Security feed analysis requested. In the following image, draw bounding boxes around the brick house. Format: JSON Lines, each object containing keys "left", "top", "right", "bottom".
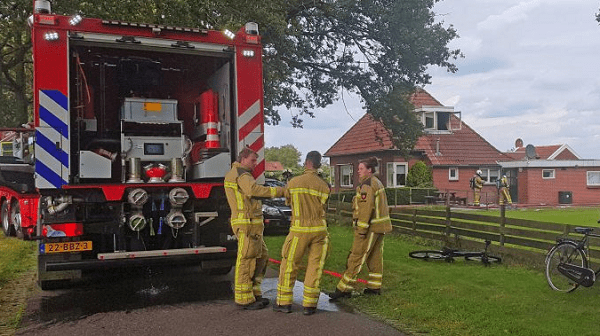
{"left": 325, "top": 89, "right": 511, "bottom": 204}
{"left": 500, "top": 144, "right": 600, "bottom": 205}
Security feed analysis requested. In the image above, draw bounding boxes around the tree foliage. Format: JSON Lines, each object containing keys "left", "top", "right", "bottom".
{"left": 265, "top": 144, "right": 302, "bottom": 170}
{"left": 1, "top": 0, "right": 461, "bottom": 153}
{"left": 406, "top": 161, "right": 433, "bottom": 188}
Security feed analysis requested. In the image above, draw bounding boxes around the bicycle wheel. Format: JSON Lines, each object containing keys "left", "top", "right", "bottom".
{"left": 464, "top": 255, "right": 502, "bottom": 264}
{"left": 545, "top": 242, "right": 587, "bottom": 292}
{"left": 409, "top": 251, "right": 446, "bottom": 260}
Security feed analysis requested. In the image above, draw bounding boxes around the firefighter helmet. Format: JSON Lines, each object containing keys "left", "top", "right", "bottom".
{"left": 476, "top": 170, "right": 482, "bottom": 176}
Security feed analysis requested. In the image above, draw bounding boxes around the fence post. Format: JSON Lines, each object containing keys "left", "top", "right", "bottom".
{"left": 499, "top": 204, "right": 506, "bottom": 246}
{"left": 445, "top": 202, "right": 451, "bottom": 243}
{"left": 412, "top": 208, "right": 417, "bottom": 232}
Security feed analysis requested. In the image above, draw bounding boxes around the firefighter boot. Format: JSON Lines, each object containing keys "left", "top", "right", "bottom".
{"left": 273, "top": 304, "right": 292, "bottom": 313}
{"left": 255, "top": 295, "right": 270, "bottom": 306}
{"left": 328, "top": 289, "right": 351, "bottom": 302}
{"left": 303, "top": 307, "right": 317, "bottom": 316}
{"left": 239, "top": 300, "right": 268, "bottom": 310}
{"left": 363, "top": 288, "right": 381, "bottom": 295}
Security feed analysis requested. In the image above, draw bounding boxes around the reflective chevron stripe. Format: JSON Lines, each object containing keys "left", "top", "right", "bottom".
{"left": 36, "top": 90, "right": 69, "bottom": 189}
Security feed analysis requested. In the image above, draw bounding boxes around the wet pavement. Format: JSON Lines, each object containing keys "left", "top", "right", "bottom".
{"left": 18, "top": 266, "right": 404, "bottom": 336}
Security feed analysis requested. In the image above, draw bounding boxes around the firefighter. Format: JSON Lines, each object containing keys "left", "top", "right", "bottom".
{"left": 329, "top": 157, "right": 392, "bottom": 301}
{"left": 273, "top": 151, "right": 330, "bottom": 315}
{"left": 472, "top": 170, "right": 484, "bottom": 206}
{"left": 224, "top": 147, "right": 284, "bottom": 310}
{"left": 498, "top": 174, "right": 513, "bottom": 206}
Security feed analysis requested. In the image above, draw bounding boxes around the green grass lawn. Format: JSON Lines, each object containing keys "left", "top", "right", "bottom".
{"left": 0, "top": 235, "right": 37, "bottom": 331}
{"left": 458, "top": 206, "right": 600, "bottom": 227}
{"left": 266, "top": 223, "right": 600, "bottom": 336}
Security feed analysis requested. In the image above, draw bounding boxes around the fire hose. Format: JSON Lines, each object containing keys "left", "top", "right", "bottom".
{"left": 268, "top": 258, "right": 368, "bottom": 284}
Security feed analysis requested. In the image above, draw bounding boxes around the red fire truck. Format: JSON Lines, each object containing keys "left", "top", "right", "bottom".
{"left": 27, "top": 0, "right": 266, "bottom": 289}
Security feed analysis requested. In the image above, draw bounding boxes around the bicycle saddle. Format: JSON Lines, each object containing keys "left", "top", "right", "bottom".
{"left": 574, "top": 227, "right": 593, "bottom": 234}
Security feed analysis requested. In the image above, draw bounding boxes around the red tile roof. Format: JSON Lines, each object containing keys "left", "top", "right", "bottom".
{"left": 325, "top": 89, "right": 511, "bottom": 165}
{"left": 505, "top": 145, "right": 580, "bottom": 160}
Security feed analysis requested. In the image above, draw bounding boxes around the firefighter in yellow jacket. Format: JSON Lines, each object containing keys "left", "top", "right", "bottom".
{"left": 472, "top": 170, "right": 484, "bottom": 206}
{"left": 498, "top": 174, "right": 512, "bottom": 206}
{"left": 224, "top": 147, "right": 283, "bottom": 310}
{"left": 274, "top": 151, "right": 330, "bottom": 316}
{"left": 329, "top": 157, "right": 392, "bottom": 301}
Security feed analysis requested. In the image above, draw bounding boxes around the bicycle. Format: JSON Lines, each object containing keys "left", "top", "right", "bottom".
{"left": 409, "top": 240, "right": 502, "bottom": 265}
{"left": 545, "top": 227, "right": 600, "bottom": 292}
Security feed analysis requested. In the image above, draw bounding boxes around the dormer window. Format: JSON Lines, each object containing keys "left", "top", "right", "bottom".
{"left": 415, "top": 106, "right": 461, "bottom": 134}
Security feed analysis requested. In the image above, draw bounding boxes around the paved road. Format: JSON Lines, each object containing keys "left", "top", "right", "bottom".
{"left": 17, "top": 266, "right": 404, "bottom": 336}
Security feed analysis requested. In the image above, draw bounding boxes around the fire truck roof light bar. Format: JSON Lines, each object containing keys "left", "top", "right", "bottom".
{"left": 223, "top": 29, "right": 235, "bottom": 39}
{"left": 101, "top": 20, "right": 208, "bottom": 34}
{"left": 69, "top": 14, "right": 82, "bottom": 26}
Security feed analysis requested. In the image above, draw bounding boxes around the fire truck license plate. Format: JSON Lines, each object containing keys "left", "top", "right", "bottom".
{"left": 40, "top": 241, "right": 93, "bottom": 254}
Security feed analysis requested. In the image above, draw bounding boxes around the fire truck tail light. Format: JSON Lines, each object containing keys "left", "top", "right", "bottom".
{"left": 69, "top": 14, "right": 82, "bottom": 26}
{"left": 37, "top": 15, "right": 56, "bottom": 25}
{"left": 223, "top": 29, "right": 235, "bottom": 40}
{"left": 44, "top": 31, "right": 59, "bottom": 41}
{"left": 42, "top": 223, "right": 84, "bottom": 237}
{"left": 242, "top": 50, "right": 255, "bottom": 58}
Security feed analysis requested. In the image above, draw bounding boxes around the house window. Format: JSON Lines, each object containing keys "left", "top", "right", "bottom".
{"left": 542, "top": 169, "right": 555, "bottom": 179}
{"left": 424, "top": 112, "right": 435, "bottom": 129}
{"left": 449, "top": 167, "right": 458, "bottom": 181}
{"left": 387, "top": 162, "right": 407, "bottom": 187}
{"left": 587, "top": 171, "right": 600, "bottom": 186}
{"left": 478, "top": 168, "right": 500, "bottom": 184}
{"left": 340, "top": 165, "right": 353, "bottom": 187}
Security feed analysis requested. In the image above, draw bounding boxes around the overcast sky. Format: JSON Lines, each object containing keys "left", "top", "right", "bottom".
{"left": 265, "top": 0, "right": 600, "bottom": 161}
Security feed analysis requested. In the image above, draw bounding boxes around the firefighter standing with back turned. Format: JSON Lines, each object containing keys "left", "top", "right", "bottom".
{"left": 329, "top": 157, "right": 392, "bottom": 301}
{"left": 273, "top": 151, "right": 330, "bottom": 315}
{"left": 498, "top": 174, "right": 513, "bottom": 207}
{"left": 224, "top": 147, "right": 284, "bottom": 310}
{"left": 472, "top": 170, "right": 484, "bottom": 206}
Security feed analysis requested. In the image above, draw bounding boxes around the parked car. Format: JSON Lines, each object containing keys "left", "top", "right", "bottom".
{"left": 262, "top": 179, "right": 291, "bottom": 235}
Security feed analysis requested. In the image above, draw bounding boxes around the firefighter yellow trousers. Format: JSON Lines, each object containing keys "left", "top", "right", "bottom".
{"left": 499, "top": 187, "right": 512, "bottom": 205}
{"left": 277, "top": 232, "right": 329, "bottom": 307}
{"left": 234, "top": 231, "right": 269, "bottom": 305}
{"left": 474, "top": 189, "right": 481, "bottom": 205}
{"left": 336, "top": 231, "right": 385, "bottom": 292}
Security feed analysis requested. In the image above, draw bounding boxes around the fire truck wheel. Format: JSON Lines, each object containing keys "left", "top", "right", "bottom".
{"left": 1, "top": 199, "right": 15, "bottom": 237}
{"left": 10, "top": 200, "right": 23, "bottom": 238}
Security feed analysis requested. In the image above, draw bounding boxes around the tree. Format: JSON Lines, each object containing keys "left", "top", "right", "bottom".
{"left": 265, "top": 144, "right": 302, "bottom": 170}
{"left": 406, "top": 161, "right": 433, "bottom": 188}
{"left": 2, "top": 0, "right": 461, "bottom": 155}
{"left": 0, "top": 0, "right": 33, "bottom": 127}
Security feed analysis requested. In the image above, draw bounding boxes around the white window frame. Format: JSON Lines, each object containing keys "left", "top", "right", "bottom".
{"left": 478, "top": 168, "right": 500, "bottom": 184}
{"left": 587, "top": 171, "right": 600, "bottom": 186}
{"left": 449, "top": 167, "right": 459, "bottom": 181}
{"left": 387, "top": 162, "right": 408, "bottom": 187}
{"left": 339, "top": 164, "right": 353, "bottom": 187}
{"left": 542, "top": 169, "right": 555, "bottom": 179}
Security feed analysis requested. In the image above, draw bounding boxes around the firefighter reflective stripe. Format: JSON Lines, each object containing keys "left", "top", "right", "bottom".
{"left": 224, "top": 181, "right": 244, "bottom": 211}
{"left": 290, "top": 221, "right": 327, "bottom": 233}
{"left": 375, "top": 188, "right": 382, "bottom": 218}
{"left": 356, "top": 221, "right": 370, "bottom": 229}
{"left": 231, "top": 215, "right": 263, "bottom": 226}
{"left": 36, "top": 89, "right": 69, "bottom": 189}
{"left": 289, "top": 187, "right": 329, "bottom": 204}
{"left": 368, "top": 273, "right": 382, "bottom": 288}
{"left": 269, "top": 186, "right": 277, "bottom": 198}
{"left": 370, "top": 216, "right": 391, "bottom": 224}
{"left": 277, "top": 236, "right": 299, "bottom": 305}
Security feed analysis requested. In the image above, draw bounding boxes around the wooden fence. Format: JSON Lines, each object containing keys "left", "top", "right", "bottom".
{"left": 327, "top": 200, "right": 600, "bottom": 266}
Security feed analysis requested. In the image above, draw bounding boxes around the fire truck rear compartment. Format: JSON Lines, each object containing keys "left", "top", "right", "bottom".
{"left": 69, "top": 41, "right": 234, "bottom": 184}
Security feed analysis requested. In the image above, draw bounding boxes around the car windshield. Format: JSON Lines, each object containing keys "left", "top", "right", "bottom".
{"left": 264, "top": 179, "right": 285, "bottom": 187}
